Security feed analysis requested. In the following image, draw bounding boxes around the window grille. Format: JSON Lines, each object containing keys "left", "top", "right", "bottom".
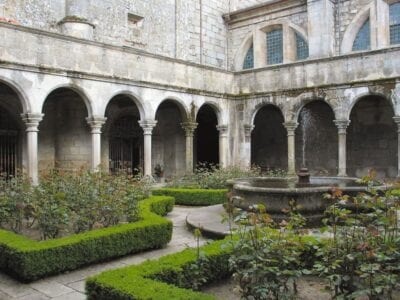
{"left": 266, "top": 29, "right": 283, "bottom": 65}
{"left": 243, "top": 44, "right": 254, "bottom": 69}
{"left": 295, "top": 33, "right": 309, "bottom": 60}
{"left": 352, "top": 19, "right": 370, "bottom": 51}
{"left": 390, "top": 3, "right": 400, "bottom": 45}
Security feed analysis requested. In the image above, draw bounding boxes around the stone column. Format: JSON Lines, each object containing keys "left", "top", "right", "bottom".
{"left": 86, "top": 117, "right": 107, "bottom": 171}
{"left": 139, "top": 120, "right": 157, "bottom": 177}
{"left": 334, "top": 119, "right": 351, "bottom": 177}
{"left": 244, "top": 124, "right": 254, "bottom": 168}
{"left": 181, "top": 122, "right": 198, "bottom": 174}
{"left": 21, "top": 113, "right": 43, "bottom": 185}
{"left": 283, "top": 122, "right": 298, "bottom": 176}
{"left": 393, "top": 116, "right": 400, "bottom": 177}
{"left": 217, "top": 124, "right": 228, "bottom": 168}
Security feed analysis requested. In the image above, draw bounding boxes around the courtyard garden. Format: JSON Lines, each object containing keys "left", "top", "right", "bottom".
{"left": 0, "top": 167, "right": 399, "bottom": 299}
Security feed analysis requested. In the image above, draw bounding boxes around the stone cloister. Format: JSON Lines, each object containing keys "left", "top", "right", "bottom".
{"left": 0, "top": 0, "right": 400, "bottom": 183}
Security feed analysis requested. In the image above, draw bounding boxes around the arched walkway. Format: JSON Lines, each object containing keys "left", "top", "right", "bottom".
{"left": 251, "top": 105, "right": 287, "bottom": 171}
{"left": 39, "top": 88, "right": 91, "bottom": 171}
{"left": 295, "top": 101, "right": 337, "bottom": 175}
{"left": 348, "top": 95, "right": 397, "bottom": 178}
{"left": 154, "top": 100, "right": 186, "bottom": 177}
{"left": 103, "top": 95, "right": 143, "bottom": 174}
{"left": 0, "top": 82, "right": 24, "bottom": 177}
{"left": 195, "top": 105, "right": 219, "bottom": 167}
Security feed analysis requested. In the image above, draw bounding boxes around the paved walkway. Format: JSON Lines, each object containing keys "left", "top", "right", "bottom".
{"left": 0, "top": 206, "right": 207, "bottom": 300}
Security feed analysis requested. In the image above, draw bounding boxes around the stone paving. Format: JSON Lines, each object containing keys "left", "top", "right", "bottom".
{"left": 0, "top": 206, "right": 207, "bottom": 300}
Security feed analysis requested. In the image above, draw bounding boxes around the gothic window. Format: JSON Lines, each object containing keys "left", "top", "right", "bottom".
{"left": 243, "top": 44, "right": 254, "bottom": 69}
{"left": 390, "top": 3, "right": 400, "bottom": 45}
{"left": 266, "top": 28, "right": 283, "bottom": 65}
{"left": 295, "top": 33, "right": 309, "bottom": 60}
{"left": 352, "top": 19, "right": 371, "bottom": 51}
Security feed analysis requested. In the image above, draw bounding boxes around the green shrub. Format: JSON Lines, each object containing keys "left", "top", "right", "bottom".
{"left": 168, "top": 165, "right": 263, "bottom": 189}
{"left": 0, "top": 170, "right": 151, "bottom": 239}
{"left": 153, "top": 188, "right": 227, "bottom": 206}
{"left": 0, "top": 196, "right": 174, "bottom": 282}
{"left": 86, "top": 239, "right": 232, "bottom": 300}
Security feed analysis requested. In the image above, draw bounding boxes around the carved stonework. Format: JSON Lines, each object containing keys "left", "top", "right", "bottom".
{"left": 283, "top": 121, "right": 298, "bottom": 136}
{"left": 86, "top": 117, "right": 107, "bottom": 134}
{"left": 181, "top": 122, "right": 198, "bottom": 137}
{"left": 334, "top": 119, "right": 351, "bottom": 135}
{"left": 139, "top": 120, "right": 158, "bottom": 135}
{"left": 21, "top": 113, "right": 44, "bottom": 132}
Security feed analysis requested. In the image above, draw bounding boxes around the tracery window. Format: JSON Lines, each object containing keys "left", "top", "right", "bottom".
{"left": 296, "top": 33, "right": 309, "bottom": 60}
{"left": 390, "top": 3, "right": 400, "bottom": 45}
{"left": 243, "top": 44, "right": 254, "bottom": 69}
{"left": 266, "top": 29, "right": 283, "bottom": 65}
{"left": 352, "top": 19, "right": 370, "bottom": 51}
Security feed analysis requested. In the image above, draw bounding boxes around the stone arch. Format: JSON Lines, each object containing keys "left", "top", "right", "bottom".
{"left": 347, "top": 94, "right": 397, "bottom": 178}
{"left": 251, "top": 103, "right": 287, "bottom": 171}
{"left": 154, "top": 97, "right": 190, "bottom": 122}
{"left": 293, "top": 96, "right": 338, "bottom": 122}
{"left": 295, "top": 100, "right": 338, "bottom": 175}
{"left": 234, "top": 32, "right": 254, "bottom": 71}
{"left": 39, "top": 87, "right": 92, "bottom": 171}
{"left": 196, "top": 101, "right": 223, "bottom": 125}
{"left": 42, "top": 84, "right": 94, "bottom": 118}
{"left": 346, "top": 91, "right": 394, "bottom": 120}
{"left": 341, "top": 4, "right": 373, "bottom": 54}
{"left": 195, "top": 104, "right": 219, "bottom": 167}
{"left": 103, "top": 90, "right": 147, "bottom": 121}
{"left": 250, "top": 100, "right": 286, "bottom": 126}
{"left": 0, "top": 77, "right": 31, "bottom": 113}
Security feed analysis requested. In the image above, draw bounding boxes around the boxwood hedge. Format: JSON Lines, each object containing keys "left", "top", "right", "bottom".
{"left": 152, "top": 188, "right": 228, "bottom": 206}
{"left": 0, "top": 196, "right": 174, "bottom": 282}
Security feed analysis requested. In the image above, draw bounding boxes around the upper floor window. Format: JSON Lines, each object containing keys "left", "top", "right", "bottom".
{"left": 390, "top": 3, "right": 400, "bottom": 45}
{"left": 296, "top": 33, "right": 309, "bottom": 60}
{"left": 352, "top": 19, "right": 370, "bottom": 51}
{"left": 266, "top": 28, "right": 283, "bottom": 65}
{"left": 243, "top": 44, "right": 254, "bottom": 69}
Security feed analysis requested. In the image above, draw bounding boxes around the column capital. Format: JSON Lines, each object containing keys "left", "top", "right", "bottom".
{"left": 181, "top": 122, "right": 198, "bottom": 137}
{"left": 139, "top": 120, "right": 158, "bottom": 135}
{"left": 21, "top": 113, "right": 44, "bottom": 132}
{"left": 334, "top": 119, "right": 351, "bottom": 134}
{"left": 216, "top": 124, "right": 228, "bottom": 136}
{"left": 393, "top": 116, "right": 400, "bottom": 132}
{"left": 244, "top": 124, "right": 254, "bottom": 138}
{"left": 86, "top": 116, "right": 107, "bottom": 134}
{"left": 283, "top": 122, "right": 298, "bottom": 134}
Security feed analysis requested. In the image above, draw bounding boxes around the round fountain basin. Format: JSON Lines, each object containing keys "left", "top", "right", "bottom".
{"left": 228, "top": 177, "right": 387, "bottom": 224}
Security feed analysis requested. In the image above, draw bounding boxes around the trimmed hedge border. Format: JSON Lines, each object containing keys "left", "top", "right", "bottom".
{"left": 86, "top": 234, "right": 324, "bottom": 300}
{"left": 153, "top": 188, "right": 228, "bottom": 206}
{"left": 0, "top": 196, "right": 174, "bottom": 282}
{"left": 86, "top": 239, "right": 232, "bottom": 300}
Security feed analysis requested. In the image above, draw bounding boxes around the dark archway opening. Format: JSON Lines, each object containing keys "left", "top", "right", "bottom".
{"left": 0, "top": 83, "right": 23, "bottom": 177}
{"left": 251, "top": 105, "right": 287, "bottom": 171}
{"left": 195, "top": 105, "right": 219, "bottom": 167}
{"left": 104, "top": 96, "right": 143, "bottom": 175}
{"left": 295, "top": 100, "right": 337, "bottom": 175}
{"left": 154, "top": 100, "right": 186, "bottom": 178}
{"left": 39, "top": 88, "right": 90, "bottom": 171}
{"left": 348, "top": 96, "right": 397, "bottom": 178}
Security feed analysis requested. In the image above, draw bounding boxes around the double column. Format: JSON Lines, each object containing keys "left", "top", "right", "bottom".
{"left": 181, "top": 122, "right": 198, "bottom": 174}
{"left": 283, "top": 122, "right": 298, "bottom": 176}
{"left": 334, "top": 119, "right": 351, "bottom": 177}
{"left": 86, "top": 117, "right": 107, "bottom": 171}
{"left": 21, "top": 113, "right": 43, "bottom": 185}
{"left": 139, "top": 120, "right": 157, "bottom": 177}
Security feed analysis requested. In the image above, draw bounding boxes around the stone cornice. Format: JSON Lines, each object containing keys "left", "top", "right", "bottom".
{"left": 223, "top": 0, "right": 306, "bottom": 25}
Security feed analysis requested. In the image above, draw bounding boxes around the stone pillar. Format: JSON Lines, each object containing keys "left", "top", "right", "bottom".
{"left": 21, "top": 113, "right": 43, "bottom": 185}
{"left": 139, "top": 120, "right": 157, "bottom": 177}
{"left": 181, "top": 122, "right": 198, "bottom": 174}
{"left": 244, "top": 124, "right": 255, "bottom": 168}
{"left": 86, "top": 117, "right": 106, "bottom": 171}
{"left": 283, "top": 122, "right": 298, "bottom": 176}
{"left": 393, "top": 116, "right": 400, "bottom": 177}
{"left": 217, "top": 124, "right": 228, "bottom": 168}
{"left": 334, "top": 119, "right": 351, "bottom": 177}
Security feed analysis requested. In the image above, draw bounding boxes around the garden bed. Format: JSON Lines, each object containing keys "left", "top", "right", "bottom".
{"left": 152, "top": 188, "right": 228, "bottom": 206}
{"left": 0, "top": 196, "right": 174, "bottom": 282}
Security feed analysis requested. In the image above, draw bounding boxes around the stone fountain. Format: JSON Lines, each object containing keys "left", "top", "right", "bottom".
{"left": 227, "top": 168, "right": 387, "bottom": 224}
